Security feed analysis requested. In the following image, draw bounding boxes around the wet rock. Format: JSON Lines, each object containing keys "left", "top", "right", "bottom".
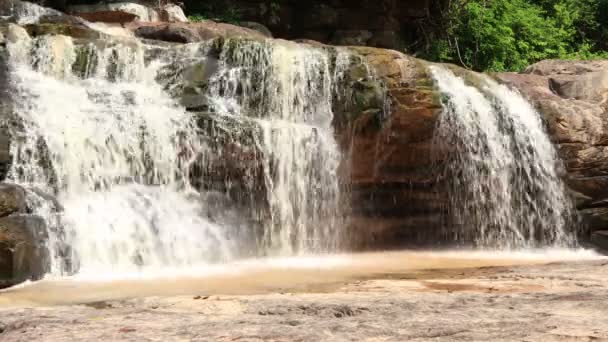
{"left": 0, "top": 31, "right": 14, "bottom": 180}
{"left": 331, "top": 30, "right": 373, "bottom": 46}
{"left": 0, "top": 214, "right": 49, "bottom": 288}
{"left": 238, "top": 22, "right": 272, "bottom": 38}
{"left": 68, "top": 2, "right": 159, "bottom": 23}
{"left": 590, "top": 230, "right": 608, "bottom": 251}
{"left": 337, "top": 46, "right": 445, "bottom": 247}
{"left": 130, "top": 22, "right": 265, "bottom": 43}
{"left": 0, "top": 183, "right": 26, "bottom": 217}
{"left": 23, "top": 23, "right": 104, "bottom": 40}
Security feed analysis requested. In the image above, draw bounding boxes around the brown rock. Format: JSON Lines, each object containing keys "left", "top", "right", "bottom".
{"left": 130, "top": 21, "right": 265, "bottom": 43}
{"left": 0, "top": 215, "right": 49, "bottom": 288}
{"left": 0, "top": 183, "right": 26, "bottom": 217}
{"left": 338, "top": 47, "right": 445, "bottom": 246}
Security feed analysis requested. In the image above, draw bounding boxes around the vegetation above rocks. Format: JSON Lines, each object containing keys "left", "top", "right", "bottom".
{"left": 422, "top": 0, "right": 608, "bottom": 71}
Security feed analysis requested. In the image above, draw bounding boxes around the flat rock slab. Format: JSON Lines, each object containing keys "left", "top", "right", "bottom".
{"left": 1, "top": 260, "right": 607, "bottom": 341}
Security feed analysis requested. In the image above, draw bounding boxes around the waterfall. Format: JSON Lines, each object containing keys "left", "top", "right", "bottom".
{"left": 6, "top": 34, "right": 233, "bottom": 276}
{"left": 430, "top": 66, "right": 576, "bottom": 248}
{"left": 205, "top": 39, "right": 346, "bottom": 255}
{"left": 2, "top": 25, "right": 352, "bottom": 276}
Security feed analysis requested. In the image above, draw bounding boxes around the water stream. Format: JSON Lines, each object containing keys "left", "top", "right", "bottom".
{"left": 430, "top": 66, "right": 576, "bottom": 248}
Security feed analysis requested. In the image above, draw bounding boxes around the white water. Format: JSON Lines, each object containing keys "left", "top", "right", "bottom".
{"left": 6, "top": 35, "right": 233, "bottom": 275}
{"left": 3, "top": 30, "right": 355, "bottom": 276}
{"left": 206, "top": 39, "right": 348, "bottom": 255}
{"left": 430, "top": 66, "right": 575, "bottom": 248}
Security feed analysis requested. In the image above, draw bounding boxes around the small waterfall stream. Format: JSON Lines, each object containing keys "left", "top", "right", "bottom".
{"left": 430, "top": 66, "right": 576, "bottom": 248}
{"left": 205, "top": 39, "right": 347, "bottom": 255}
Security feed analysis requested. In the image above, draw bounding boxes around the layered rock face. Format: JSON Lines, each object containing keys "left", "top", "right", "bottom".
{"left": 496, "top": 62, "right": 608, "bottom": 236}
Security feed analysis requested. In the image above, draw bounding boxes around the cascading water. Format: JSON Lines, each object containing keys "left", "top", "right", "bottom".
{"left": 5, "top": 34, "right": 233, "bottom": 276}
{"left": 2, "top": 23, "right": 356, "bottom": 276}
{"left": 430, "top": 65, "right": 576, "bottom": 248}
{"left": 204, "top": 39, "right": 348, "bottom": 255}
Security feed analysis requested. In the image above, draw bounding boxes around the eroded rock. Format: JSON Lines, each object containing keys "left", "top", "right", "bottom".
{"left": 0, "top": 214, "right": 49, "bottom": 288}
{"left": 130, "top": 21, "right": 265, "bottom": 43}
{"left": 68, "top": 2, "right": 159, "bottom": 23}
{"left": 0, "top": 183, "right": 26, "bottom": 217}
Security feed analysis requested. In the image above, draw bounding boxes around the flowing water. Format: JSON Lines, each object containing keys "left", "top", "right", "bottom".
{"left": 204, "top": 39, "right": 348, "bottom": 255}
{"left": 3, "top": 28, "right": 351, "bottom": 277}
{"left": 6, "top": 35, "right": 233, "bottom": 276}
{"left": 430, "top": 66, "right": 576, "bottom": 248}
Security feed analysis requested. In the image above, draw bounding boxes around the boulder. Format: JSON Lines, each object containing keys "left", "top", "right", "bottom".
{"left": 68, "top": 2, "right": 159, "bottom": 23}
{"left": 130, "top": 21, "right": 265, "bottom": 43}
{"left": 590, "top": 230, "right": 608, "bottom": 251}
{"left": 0, "top": 183, "right": 26, "bottom": 217}
{"left": 0, "top": 214, "right": 49, "bottom": 288}
{"left": 159, "top": 4, "right": 188, "bottom": 23}
{"left": 238, "top": 21, "right": 272, "bottom": 38}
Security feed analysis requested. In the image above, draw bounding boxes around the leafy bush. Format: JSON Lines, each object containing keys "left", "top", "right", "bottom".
{"left": 425, "top": 0, "right": 608, "bottom": 71}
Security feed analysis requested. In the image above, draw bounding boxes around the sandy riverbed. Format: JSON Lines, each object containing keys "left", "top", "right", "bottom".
{"left": 0, "top": 249, "right": 606, "bottom": 341}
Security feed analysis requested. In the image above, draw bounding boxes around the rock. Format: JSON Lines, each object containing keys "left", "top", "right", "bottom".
{"left": 369, "top": 30, "right": 403, "bottom": 50}
{"left": 130, "top": 22, "right": 265, "bottom": 43}
{"left": 1, "top": 23, "right": 30, "bottom": 43}
{"left": 336, "top": 46, "right": 445, "bottom": 247}
{"left": 68, "top": 2, "right": 159, "bottom": 23}
{"left": 331, "top": 30, "right": 373, "bottom": 46}
{"left": 237, "top": 21, "right": 272, "bottom": 38}
{"left": 0, "top": 214, "right": 49, "bottom": 288}
{"left": 550, "top": 69, "right": 608, "bottom": 102}
{"left": 0, "top": 183, "right": 26, "bottom": 217}
{"left": 159, "top": 4, "right": 188, "bottom": 23}
{"left": 590, "top": 230, "right": 608, "bottom": 251}
{"left": 0, "top": 29, "right": 14, "bottom": 181}
{"left": 24, "top": 23, "right": 104, "bottom": 40}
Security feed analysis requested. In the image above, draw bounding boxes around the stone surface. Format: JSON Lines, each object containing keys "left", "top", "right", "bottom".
{"left": 337, "top": 46, "right": 445, "bottom": 247}
{"left": 68, "top": 2, "right": 159, "bottom": 23}
{"left": 0, "top": 29, "right": 15, "bottom": 181}
{"left": 159, "top": 4, "right": 188, "bottom": 23}
{"left": 591, "top": 230, "right": 608, "bottom": 251}
{"left": 495, "top": 60, "right": 608, "bottom": 234}
{"left": 1, "top": 259, "right": 608, "bottom": 341}
{"left": 0, "top": 215, "right": 48, "bottom": 288}
{"left": 0, "top": 183, "right": 26, "bottom": 217}
{"left": 130, "top": 21, "right": 265, "bottom": 43}
{"left": 237, "top": 21, "right": 272, "bottom": 38}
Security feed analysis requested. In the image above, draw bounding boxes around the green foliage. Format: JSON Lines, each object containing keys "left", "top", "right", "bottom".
{"left": 426, "top": 0, "right": 608, "bottom": 71}
{"left": 187, "top": 3, "right": 243, "bottom": 24}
